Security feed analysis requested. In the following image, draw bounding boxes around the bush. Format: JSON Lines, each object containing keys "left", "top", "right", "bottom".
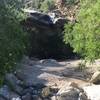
{"left": 64, "top": 0, "right": 100, "bottom": 61}
{"left": 0, "top": 0, "right": 27, "bottom": 84}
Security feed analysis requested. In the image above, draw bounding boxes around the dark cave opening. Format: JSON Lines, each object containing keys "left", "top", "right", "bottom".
{"left": 21, "top": 16, "right": 77, "bottom": 60}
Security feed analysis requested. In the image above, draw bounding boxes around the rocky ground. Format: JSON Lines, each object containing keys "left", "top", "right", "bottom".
{"left": 0, "top": 56, "right": 100, "bottom": 100}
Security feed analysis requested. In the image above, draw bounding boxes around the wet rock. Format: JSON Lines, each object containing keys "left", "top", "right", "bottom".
{"left": 5, "top": 73, "right": 23, "bottom": 95}
{"left": 0, "top": 85, "right": 21, "bottom": 100}
{"left": 14, "top": 71, "right": 30, "bottom": 88}
{"left": 12, "top": 97, "right": 21, "bottom": 100}
{"left": 5, "top": 73, "right": 22, "bottom": 85}
{"left": 0, "top": 85, "right": 10, "bottom": 99}
{"left": 90, "top": 71, "right": 100, "bottom": 84}
{"left": 22, "top": 93, "right": 32, "bottom": 100}
{"left": 40, "top": 59, "right": 61, "bottom": 67}
{"left": 40, "top": 59, "right": 57, "bottom": 64}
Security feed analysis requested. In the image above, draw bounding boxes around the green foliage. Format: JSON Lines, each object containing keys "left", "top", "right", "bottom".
{"left": 0, "top": 0, "right": 27, "bottom": 83}
{"left": 65, "top": 0, "right": 78, "bottom": 5}
{"left": 40, "top": 0, "right": 55, "bottom": 12}
{"left": 64, "top": 0, "right": 100, "bottom": 61}
{"left": 32, "top": 0, "right": 44, "bottom": 9}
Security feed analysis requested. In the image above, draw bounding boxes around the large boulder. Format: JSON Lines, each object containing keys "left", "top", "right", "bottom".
{"left": 83, "top": 85, "right": 100, "bottom": 100}
{"left": 57, "top": 82, "right": 80, "bottom": 100}
{"left": 5, "top": 73, "right": 23, "bottom": 95}
{"left": 22, "top": 93, "right": 32, "bottom": 100}
{"left": 57, "top": 82, "right": 88, "bottom": 100}
{"left": 90, "top": 71, "right": 100, "bottom": 84}
{"left": 0, "top": 85, "right": 21, "bottom": 100}
{"left": 57, "top": 86, "right": 79, "bottom": 100}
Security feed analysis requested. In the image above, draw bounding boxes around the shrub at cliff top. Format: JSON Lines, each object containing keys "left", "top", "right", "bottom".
{"left": 64, "top": 0, "right": 100, "bottom": 62}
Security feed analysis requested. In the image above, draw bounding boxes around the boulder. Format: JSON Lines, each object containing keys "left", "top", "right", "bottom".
{"left": 32, "top": 95, "right": 42, "bottom": 100}
{"left": 41, "top": 87, "right": 51, "bottom": 98}
{"left": 79, "top": 92, "right": 88, "bottom": 100}
{"left": 22, "top": 87, "right": 34, "bottom": 95}
{"left": 0, "top": 85, "right": 21, "bottom": 100}
{"left": 33, "top": 83, "right": 46, "bottom": 90}
{"left": 51, "top": 96, "right": 57, "bottom": 100}
{"left": 56, "top": 82, "right": 88, "bottom": 100}
{"left": 57, "top": 82, "right": 80, "bottom": 100}
{"left": 5, "top": 73, "right": 23, "bottom": 95}
{"left": 0, "top": 97, "right": 5, "bottom": 100}
{"left": 11, "top": 97, "right": 21, "bottom": 100}
{"left": 22, "top": 93, "right": 32, "bottom": 100}
{"left": 39, "top": 59, "right": 60, "bottom": 66}
{"left": 83, "top": 85, "right": 100, "bottom": 100}
{"left": 54, "top": 18, "right": 68, "bottom": 28}
{"left": 0, "top": 85, "right": 10, "bottom": 99}
{"left": 90, "top": 71, "right": 100, "bottom": 84}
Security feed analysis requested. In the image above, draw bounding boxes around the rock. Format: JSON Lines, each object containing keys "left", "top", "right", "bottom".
{"left": 22, "top": 93, "right": 32, "bottom": 100}
{"left": 57, "top": 83, "right": 80, "bottom": 100}
{"left": 40, "top": 59, "right": 57, "bottom": 64}
{"left": 69, "top": 82, "right": 79, "bottom": 88}
{"left": 22, "top": 87, "right": 34, "bottom": 95}
{"left": 40, "top": 59, "right": 60, "bottom": 66}
{"left": 79, "top": 92, "right": 88, "bottom": 100}
{"left": 0, "top": 97, "right": 6, "bottom": 100}
{"left": 24, "top": 11, "right": 53, "bottom": 27}
{"left": 33, "top": 83, "right": 46, "bottom": 89}
{"left": 83, "top": 85, "right": 100, "bottom": 100}
{"left": 12, "top": 97, "right": 21, "bottom": 100}
{"left": 90, "top": 71, "right": 100, "bottom": 84}
{"left": 32, "top": 95, "right": 42, "bottom": 100}
{"left": 33, "top": 89, "right": 41, "bottom": 95}
{"left": 41, "top": 87, "right": 51, "bottom": 98}
{"left": 5, "top": 73, "right": 23, "bottom": 95}
{"left": 51, "top": 96, "right": 57, "bottom": 100}
{"left": 69, "top": 82, "right": 84, "bottom": 92}
{"left": 0, "top": 85, "right": 21, "bottom": 100}
{"left": 5, "top": 73, "right": 22, "bottom": 85}
{"left": 54, "top": 18, "right": 68, "bottom": 28}
{"left": 0, "top": 85, "right": 10, "bottom": 99}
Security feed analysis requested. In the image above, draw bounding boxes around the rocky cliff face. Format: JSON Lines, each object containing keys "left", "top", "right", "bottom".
{"left": 21, "top": 11, "right": 75, "bottom": 59}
